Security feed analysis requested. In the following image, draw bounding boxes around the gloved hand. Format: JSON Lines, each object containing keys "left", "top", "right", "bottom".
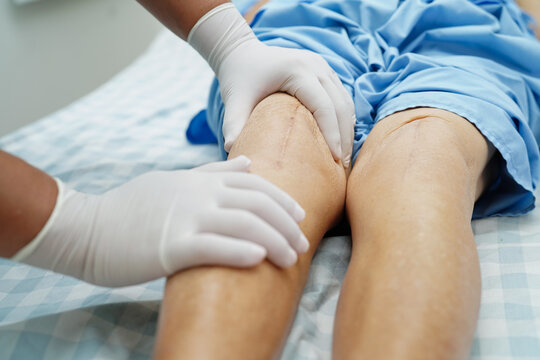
{"left": 12, "top": 156, "right": 308, "bottom": 287}
{"left": 188, "top": 3, "right": 356, "bottom": 167}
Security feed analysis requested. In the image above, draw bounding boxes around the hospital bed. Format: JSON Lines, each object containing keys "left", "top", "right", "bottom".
{"left": 1, "top": 7, "right": 540, "bottom": 360}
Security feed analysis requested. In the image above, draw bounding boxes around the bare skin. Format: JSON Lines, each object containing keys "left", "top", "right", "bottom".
{"left": 333, "top": 108, "right": 495, "bottom": 359}
{"left": 244, "top": 0, "right": 270, "bottom": 22}
{"left": 516, "top": 0, "right": 540, "bottom": 38}
{"left": 0, "top": 151, "right": 57, "bottom": 257}
{"left": 136, "top": 0, "right": 229, "bottom": 40}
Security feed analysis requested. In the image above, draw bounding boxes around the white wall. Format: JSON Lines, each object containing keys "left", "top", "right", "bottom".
{"left": 0, "top": 0, "right": 163, "bottom": 136}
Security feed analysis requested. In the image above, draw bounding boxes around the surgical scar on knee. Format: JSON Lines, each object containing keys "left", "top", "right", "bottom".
{"left": 241, "top": 93, "right": 337, "bottom": 171}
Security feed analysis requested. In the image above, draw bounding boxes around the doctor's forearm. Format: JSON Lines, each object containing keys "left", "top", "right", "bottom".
{"left": 0, "top": 151, "right": 57, "bottom": 258}
{"left": 136, "top": 0, "right": 230, "bottom": 40}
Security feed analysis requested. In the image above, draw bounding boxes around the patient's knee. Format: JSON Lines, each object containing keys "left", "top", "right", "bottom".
{"left": 348, "top": 108, "right": 494, "bottom": 204}
{"left": 354, "top": 108, "right": 492, "bottom": 179}
{"left": 231, "top": 93, "right": 336, "bottom": 168}
{"left": 230, "top": 93, "right": 345, "bottom": 186}
{"left": 229, "top": 92, "right": 347, "bottom": 226}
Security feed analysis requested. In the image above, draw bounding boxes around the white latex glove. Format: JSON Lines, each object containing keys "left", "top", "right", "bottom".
{"left": 12, "top": 156, "right": 308, "bottom": 287}
{"left": 188, "top": 3, "right": 356, "bottom": 167}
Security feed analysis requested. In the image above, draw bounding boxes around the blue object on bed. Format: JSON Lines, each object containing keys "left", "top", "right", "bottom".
{"left": 186, "top": 109, "right": 218, "bottom": 145}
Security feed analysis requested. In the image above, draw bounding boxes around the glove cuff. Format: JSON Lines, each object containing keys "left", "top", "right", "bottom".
{"left": 11, "top": 177, "right": 66, "bottom": 263}
{"left": 187, "top": 3, "right": 257, "bottom": 76}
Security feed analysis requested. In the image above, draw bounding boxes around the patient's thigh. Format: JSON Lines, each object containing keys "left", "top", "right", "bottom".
{"left": 153, "top": 93, "right": 346, "bottom": 360}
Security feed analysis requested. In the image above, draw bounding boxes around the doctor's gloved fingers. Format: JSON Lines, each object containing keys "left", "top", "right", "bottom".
{"left": 291, "top": 77, "right": 342, "bottom": 162}
{"left": 164, "top": 234, "right": 267, "bottom": 271}
{"left": 222, "top": 96, "right": 258, "bottom": 152}
{"left": 194, "top": 156, "right": 251, "bottom": 173}
{"left": 220, "top": 189, "right": 309, "bottom": 254}
{"left": 199, "top": 208, "right": 299, "bottom": 268}
{"left": 327, "top": 72, "right": 356, "bottom": 168}
{"left": 223, "top": 172, "right": 305, "bottom": 222}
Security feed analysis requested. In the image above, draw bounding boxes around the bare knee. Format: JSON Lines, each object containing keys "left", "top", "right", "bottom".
{"left": 231, "top": 93, "right": 339, "bottom": 172}
{"left": 347, "top": 108, "right": 495, "bottom": 215}
{"left": 229, "top": 93, "right": 347, "bottom": 224}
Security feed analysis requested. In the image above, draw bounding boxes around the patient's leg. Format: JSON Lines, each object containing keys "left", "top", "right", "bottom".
{"left": 153, "top": 93, "right": 346, "bottom": 359}
{"left": 516, "top": 0, "right": 540, "bottom": 38}
{"left": 333, "top": 108, "right": 495, "bottom": 359}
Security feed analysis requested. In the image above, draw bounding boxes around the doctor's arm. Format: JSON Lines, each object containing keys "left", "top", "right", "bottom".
{"left": 0, "top": 150, "right": 308, "bottom": 286}
{"left": 0, "top": 150, "right": 57, "bottom": 258}
{"left": 136, "top": 0, "right": 227, "bottom": 40}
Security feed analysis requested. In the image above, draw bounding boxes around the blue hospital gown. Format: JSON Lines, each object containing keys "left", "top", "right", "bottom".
{"left": 190, "top": 0, "right": 540, "bottom": 219}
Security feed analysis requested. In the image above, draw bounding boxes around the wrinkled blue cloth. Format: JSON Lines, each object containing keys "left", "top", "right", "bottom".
{"left": 198, "top": 0, "right": 540, "bottom": 218}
